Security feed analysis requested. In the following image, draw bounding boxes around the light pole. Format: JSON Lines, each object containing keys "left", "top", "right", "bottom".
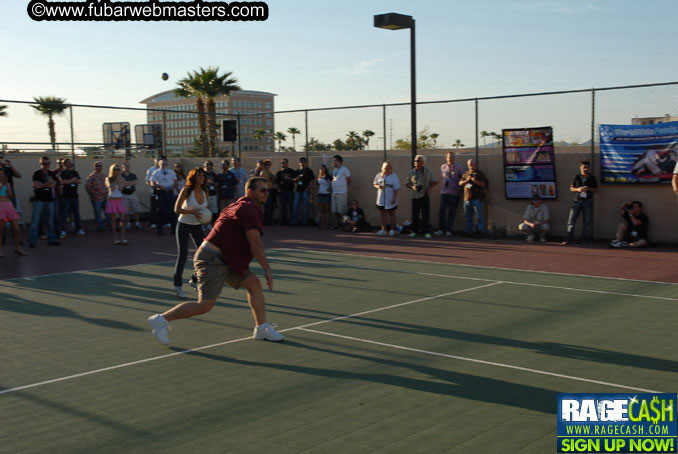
{"left": 374, "top": 12, "right": 416, "bottom": 163}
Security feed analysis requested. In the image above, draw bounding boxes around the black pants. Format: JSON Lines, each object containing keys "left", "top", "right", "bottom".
{"left": 150, "top": 190, "right": 159, "bottom": 225}
{"left": 156, "top": 191, "right": 175, "bottom": 232}
{"left": 173, "top": 222, "right": 204, "bottom": 287}
{"left": 278, "top": 190, "right": 293, "bottom": 224}
{"left": 412, "top": 195, "right": 431, "bottom": 235}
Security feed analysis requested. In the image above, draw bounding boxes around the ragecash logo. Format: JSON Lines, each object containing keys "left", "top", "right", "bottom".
{"left": 557, "top": 393, "right": 677, "bottom": 453}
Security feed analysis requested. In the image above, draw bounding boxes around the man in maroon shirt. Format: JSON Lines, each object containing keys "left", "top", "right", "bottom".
{"left": 147, "top": 177, "right": 284, "bottom": 345}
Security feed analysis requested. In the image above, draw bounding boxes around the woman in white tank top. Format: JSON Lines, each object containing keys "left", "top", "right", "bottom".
{"left": 172, "top": 167, "right": 208, "bottom": 298}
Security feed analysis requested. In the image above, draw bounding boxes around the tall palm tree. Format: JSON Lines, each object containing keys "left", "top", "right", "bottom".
{"left": 287, "top": 127, "right": 301, "bottom": 151}
{"left": 175, "top": 67, "right": 240, "bottom": 157}
{"left": 362, "top": 130, "right": 375, "bottom": 150}
{"left": 274, "top": 132, "right": 287, "bottom": 152}
{"left": 346, "top": 131, "right": 364, "bottom": 150}
{"left": 430, "top": 133, "right": 440, "bottom": 148}
{"left": 490, "top": 131, "right": 502, "bottom": 148}
{"left": 31, "top": 96, "right": 68, "bottom": 153}
{"left": 252, "top": 129, "right": 266, "bottom": 151}
{"left": 453, "top": 139, "right": 464, "bottom": 149}
{"left": 480, "top": 130, "right": 489, "bottom": 147}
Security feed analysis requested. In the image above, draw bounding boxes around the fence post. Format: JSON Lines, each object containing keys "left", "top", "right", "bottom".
{"left": 305, "top": 110, "right": 309, "bottom": 161}
{"left": 162, "top": 111, "right": 167, "bottom": 157}
{"left": 475, "top": 98, "right": 479, "bottom": 164}
{"left": 590, "top": 88, "right": 596, "bottom": 240}
{"left": 236, "top": 113, "right": 241, "bottom": 160}
{"left": 590, "top": 88, "right": 596, "bottom": 174}
{"left": 382, "top": 104, "right": 387, "bottom": 161}
{"left": 69, "top": 105, "right": 75, "bottom": 166}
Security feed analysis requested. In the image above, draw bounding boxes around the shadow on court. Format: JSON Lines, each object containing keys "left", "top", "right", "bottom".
{"left": 0, "top": 292, "right": 143, "bottom": 331}
{"left": 0, "top": 388, "right": 153, "bottom": 438}
{"left": 172, "top": 342, "right": 555, "bottom": 415}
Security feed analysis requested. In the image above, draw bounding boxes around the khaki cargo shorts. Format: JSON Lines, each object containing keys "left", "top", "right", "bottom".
{"left": 193, "top": 247, "right": 254, "bottom": 301}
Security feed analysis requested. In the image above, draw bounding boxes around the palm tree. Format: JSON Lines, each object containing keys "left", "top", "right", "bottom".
{"left": 175, "top": 67, "right": 240, "bottom": 157}
{"left": 274, "top": 132, "right": 287, "bottom": 152}
{"left": 430, "top": 133, "right": 440, "bottom": 148}
{"left": 0, "top": 105, "right": 7, "bottom": 118}
{"left": 362, "top": 130, "right": 375, "bottom": 150}
{"left": 31, "top": 96, "right": 68, "bottom": 153}
{"left": 480, "top": 130, "right": 489, "bottom": 147}
{"left": 253, "top": 129, "right": 266, "bottom": 151}
{"left": 490, "top": 131, "right": 502, "bottom": 148}
{"left": 287, "top": 127, "right": 301, "bottom": 151}
{"left": 346, "top": 131, "right": 364, "bottom": 150}
{"left": 453, "top": 139, "right": 464, "bottom": 149}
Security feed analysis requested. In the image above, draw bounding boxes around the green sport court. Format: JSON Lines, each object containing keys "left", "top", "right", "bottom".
{"left": 1, "top": 248, "right": 676, "bottom": 453}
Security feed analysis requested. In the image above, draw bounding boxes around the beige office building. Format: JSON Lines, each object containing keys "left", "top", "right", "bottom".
{"left": 140, "top": 89, "right": 276, "bottom": 154}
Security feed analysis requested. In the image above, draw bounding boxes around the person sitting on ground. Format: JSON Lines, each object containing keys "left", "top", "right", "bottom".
{"left": 343, "top": 199, "right": 367, "bottom": 232}
{"left": 518, "top": 195, "right": 550, "bottom": 242}
{"left": 609, "top": 201, "right": 649, "bottom": 248}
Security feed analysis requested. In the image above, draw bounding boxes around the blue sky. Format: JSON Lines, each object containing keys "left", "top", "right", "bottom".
{"left": 2, "top": 0, "right": 677, "bottom": 147}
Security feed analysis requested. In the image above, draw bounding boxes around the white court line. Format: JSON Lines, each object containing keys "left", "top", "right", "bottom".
{"left": 0, "top": 282, "right": 499, "bottom": 396}
{"left": 0, "top": 260, "right": 174, "bottom": 282}
{"left": 271, "top": 247, "right": 678, "bottom": 286}
{"left": 297, "top": 328, "right": 661, "bottom": 394}
{"left": 268, "top": 256, "right": 678, "bottom": 302}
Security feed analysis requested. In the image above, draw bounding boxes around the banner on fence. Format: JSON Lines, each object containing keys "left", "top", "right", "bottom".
{"left": 600, "top": 122, "right": 678, "bottom": 184}
{"left": 502, "top": 126, "right": 557, "bottom": 199}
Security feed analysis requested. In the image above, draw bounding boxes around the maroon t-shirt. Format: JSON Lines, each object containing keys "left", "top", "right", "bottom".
{"left": 205, "top": 196, "right": 263, "bottom": 277}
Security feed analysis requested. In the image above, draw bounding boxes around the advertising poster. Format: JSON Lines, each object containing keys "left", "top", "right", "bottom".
{"left": 503, "top": 127, "right": 557, "bottom": 199}
{"left": 600, "top": 122, "right": 678, "bottom": 184}
{"left": 557, "top": 393, "right": 678, "bottom": 453}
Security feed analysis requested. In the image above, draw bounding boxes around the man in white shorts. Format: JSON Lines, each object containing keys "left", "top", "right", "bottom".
{"left": 331, "top": 155, "right": 351, "bottom": 228}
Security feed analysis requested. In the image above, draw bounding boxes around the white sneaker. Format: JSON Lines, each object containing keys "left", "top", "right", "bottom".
{"left": 164, "top": 223, "right": 172, "bottom": 228}
{"left": 150, "top": 224, "right": 157, "bottom": 229}
{"left": 187, "top": 278, "right": 197, "bottom": 289}
{"left": 388, "top": 229, "right": 396, "bottom": 236}
{"left": 175, "top": 286, "right": 187, "bottom": 298}
{"left": 59, "top": 230, "right": 66, "bottom": 239}
{"left": 446, "top": 231, "right": 453, "bottom": 237}
{"left": 135, "top": 222, "right": 143, "bottom": 230}
{"left": 76, "top": 229, "right": 86, "bottom": 236}
{"left": 148, "top": 314, "right": 171, "bottom": 345}
{"left": 540, "top": 235, "right": 547, "bottom": 242}
{"left": 526, "top": 235, "right": 534, "bottom": 242}
{"left": 609, "top": 240, "right": 621, "bottom": 248}
{"left": 253, "top": 323, "right": 285, "bottom": 342}
{"left": 433, "top": 230, "right": 444, "bottom": 236}
{"left": 377, "top": 230, "right": 387, "bottom": 236}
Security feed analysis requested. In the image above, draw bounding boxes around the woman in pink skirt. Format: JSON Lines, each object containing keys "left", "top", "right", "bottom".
{"left": 105, "top": 164, "right": 128, "bottom": 245}
{"left": 0, "top": 168, "right": 26, "bottom": 257}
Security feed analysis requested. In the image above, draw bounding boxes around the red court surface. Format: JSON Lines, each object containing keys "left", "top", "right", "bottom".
{"left": 2, "top": 224, "right": 676, "bottom": 283}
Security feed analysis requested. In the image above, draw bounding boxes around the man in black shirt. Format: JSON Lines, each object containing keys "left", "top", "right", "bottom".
{"left": 28, "top": 156, "right": 60, "bottom": 247}
{"left": 216, "top": 159, "right": 237, "bottom": 211}
{"left": 609, "top": 201, "right": 649, "bottom": 248}
{"left": 290, "top": 157, "right": 315, "bottom": 227}
{"left": 562, "top": 160, "right": 598, "bottom": 245}
{"left": 276, "top": 158, "right": 295, "bottom": 225}
{"left": 59, "top": 158, "right": 85, "bottom": 236}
